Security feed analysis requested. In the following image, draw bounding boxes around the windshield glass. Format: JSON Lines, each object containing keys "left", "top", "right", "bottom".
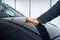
{"left": 0, "top": 3, "right": 24, "bottom": 17}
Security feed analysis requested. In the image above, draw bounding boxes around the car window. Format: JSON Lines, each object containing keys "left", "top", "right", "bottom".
{"left": 0, "top": 3, "right": 24, "bottom": 17}
{"left": 6, "top": 9, "right": 15, "bottom": 16}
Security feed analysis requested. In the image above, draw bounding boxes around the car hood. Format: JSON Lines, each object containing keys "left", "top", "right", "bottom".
{"left": 2, "top": 17, "right": 40, "bottom": 35}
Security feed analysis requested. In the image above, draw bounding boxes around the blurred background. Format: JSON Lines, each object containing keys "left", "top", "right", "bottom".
{"left": 2, "top": 0, "right": 58, "bottom": 18}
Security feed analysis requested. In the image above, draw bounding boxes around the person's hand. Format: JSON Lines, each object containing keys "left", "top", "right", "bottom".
{"left": 26, "top": 17, "right": 39, "bottom": 26}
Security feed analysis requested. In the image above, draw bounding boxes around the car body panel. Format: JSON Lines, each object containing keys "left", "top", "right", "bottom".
{"left": 0, "top": 19, "right": 41, "bottom": 40}
{"left": 2, "top": 17, "right": 40, "bottom": 35}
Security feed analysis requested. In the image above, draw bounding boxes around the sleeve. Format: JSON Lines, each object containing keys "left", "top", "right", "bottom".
{"left": 37, "top": 1, "right": 60, "bottom": 24}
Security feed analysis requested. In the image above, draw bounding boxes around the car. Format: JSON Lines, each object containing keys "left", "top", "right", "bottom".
{"left": 0, "top": 2, "right": 40, "bottom": 34}
{"left": 0, "top": 2, "right": 60, "bottom": 40}
{"left": 0, "top": 2, "right": 41, "bottom": 40}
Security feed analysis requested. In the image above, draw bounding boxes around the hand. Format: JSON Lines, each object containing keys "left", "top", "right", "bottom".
{"left": 26, "top": 17, "right": 39, "bottom": 26}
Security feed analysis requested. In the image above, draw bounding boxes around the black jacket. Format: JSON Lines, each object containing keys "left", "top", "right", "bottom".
{"left": 37, "top": 0, "right": 60, "bottom": 24}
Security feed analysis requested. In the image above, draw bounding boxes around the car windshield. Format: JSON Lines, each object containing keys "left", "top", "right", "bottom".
{"left": 0, "top": 3, "right": 24, "bottom": 18}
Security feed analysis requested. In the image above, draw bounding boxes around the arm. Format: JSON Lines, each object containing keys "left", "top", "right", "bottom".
{"left": 26, "top": 1, "right": 60, "bottom": 26}
{"left": 37, "top": 1, "right": 60, "bottom": 24}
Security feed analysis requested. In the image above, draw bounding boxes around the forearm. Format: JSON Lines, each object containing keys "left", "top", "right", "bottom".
{"left": 37, "top": 1, "right": 60, "bottom": 24}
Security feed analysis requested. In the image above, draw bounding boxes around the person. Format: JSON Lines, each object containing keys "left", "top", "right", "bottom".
{"left": 26, "top": 0, "right": 60, "bottom": 26}
{"left": 26, "top": 0, "right": 60, "bottom": 40}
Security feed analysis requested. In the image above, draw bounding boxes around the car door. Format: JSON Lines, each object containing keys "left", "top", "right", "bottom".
{"left": 0, "top": 19, "right": 41, "bottom": 40}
